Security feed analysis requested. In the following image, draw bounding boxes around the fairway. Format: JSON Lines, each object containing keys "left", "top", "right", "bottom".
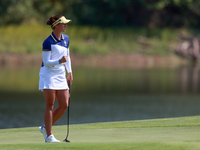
{"left": 1, "top": 116, "right": 200, "bottom": 150}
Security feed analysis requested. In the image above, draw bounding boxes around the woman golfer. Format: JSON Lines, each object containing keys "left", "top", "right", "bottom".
{"left": 38, "top": 15, "right": 73, "bottom": 143}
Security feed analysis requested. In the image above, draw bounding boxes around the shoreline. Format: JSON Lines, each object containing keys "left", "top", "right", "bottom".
{"left": 0, "top": 53, "right": 188, "bottom": 69}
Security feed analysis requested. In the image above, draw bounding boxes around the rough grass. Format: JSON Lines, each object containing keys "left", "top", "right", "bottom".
{"left": 1, "top": 116, "right": 200, "bottom": 150}
{"left": 0, "top": 25, "right": 184, "bottom": 55}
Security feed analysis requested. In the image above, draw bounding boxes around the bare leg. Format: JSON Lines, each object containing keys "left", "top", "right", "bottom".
{"left": 52, "top": 89, "right": 69, "bottom": 125}
{"left": 43, "top": 89, "right": 56, "bottom": 137}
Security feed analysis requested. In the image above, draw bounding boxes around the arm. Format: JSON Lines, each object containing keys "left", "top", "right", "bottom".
{"left": 65, "top": 48, "right": 73, "bottom": 85}
{"left": 42, "top": 51, "right": 60, "bottom": 67}
{"left": 64, "top": 48, "right": 72, "bottom": 73}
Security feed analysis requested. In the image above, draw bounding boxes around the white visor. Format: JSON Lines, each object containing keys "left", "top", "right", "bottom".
{"left": 51, "top": 16, "right": 71, "bottom": 28}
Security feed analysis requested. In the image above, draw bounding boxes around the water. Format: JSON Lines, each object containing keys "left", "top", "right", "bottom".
{"left": 0, "top": 66, "right": 200, "bottom": 129}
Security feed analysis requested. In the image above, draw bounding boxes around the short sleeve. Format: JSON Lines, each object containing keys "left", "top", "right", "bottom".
{"left": 67, "top": 40, "right": 70, "bottom": 49}
{"left": 42, "top": 40, "right": 51, "bottom": 52}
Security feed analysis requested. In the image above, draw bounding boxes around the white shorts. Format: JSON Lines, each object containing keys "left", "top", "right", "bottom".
{"left": 39, "top": 65, "right": 69, "bottom": 91}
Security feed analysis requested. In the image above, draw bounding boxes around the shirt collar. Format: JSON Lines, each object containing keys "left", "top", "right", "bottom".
{"left": 51, "top": 32, "right": 64, "bottom": 42}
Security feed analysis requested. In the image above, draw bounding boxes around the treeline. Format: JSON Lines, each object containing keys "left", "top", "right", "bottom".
{"left": 0, "top": 0, "right": 200, "bottom": 28}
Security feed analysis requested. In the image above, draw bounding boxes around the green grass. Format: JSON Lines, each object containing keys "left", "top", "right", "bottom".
{"left": 0, "top": 25, "right": 189, "bottom": 55}
{"left": 1, "top": 116, "right": 200, "bottom": 150}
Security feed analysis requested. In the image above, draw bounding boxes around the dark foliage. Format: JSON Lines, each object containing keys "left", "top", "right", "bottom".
{"left": 0, "top": 0, "right": 200, "bottom": 28}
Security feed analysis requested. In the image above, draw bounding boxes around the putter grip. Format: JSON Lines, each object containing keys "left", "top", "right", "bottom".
{"left": 68, "top": 80, "right": 70, "bottom": 88}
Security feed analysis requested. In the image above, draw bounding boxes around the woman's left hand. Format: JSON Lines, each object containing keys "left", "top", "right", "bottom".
{"left": 67, "top": 72, "right": 73, "bottom": 86}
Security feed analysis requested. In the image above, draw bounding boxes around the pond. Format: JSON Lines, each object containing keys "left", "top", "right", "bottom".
{"left": 0, "top": 66, "right": 200, "bottom": 129}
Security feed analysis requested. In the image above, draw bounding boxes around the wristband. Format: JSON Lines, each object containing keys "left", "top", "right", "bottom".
{"left": 59, "top": 59, "right": 62, "bottom": 64}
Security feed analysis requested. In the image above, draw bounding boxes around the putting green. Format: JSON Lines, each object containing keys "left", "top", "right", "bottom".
{"left": 1, "top": 116, "right": 200, "bottom": 150}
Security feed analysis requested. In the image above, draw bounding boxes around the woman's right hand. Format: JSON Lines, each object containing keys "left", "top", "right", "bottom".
{"left": 60, "top": 55, "right": 68, "bottom": 63}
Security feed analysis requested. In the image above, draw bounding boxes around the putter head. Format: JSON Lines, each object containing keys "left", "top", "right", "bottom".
{"left": 63, "top": 139, "right": 70, "bottom": 142}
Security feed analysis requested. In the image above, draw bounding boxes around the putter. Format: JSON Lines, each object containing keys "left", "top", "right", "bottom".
{"left": 63, "top": 80, "right": 71, "bottom": 142}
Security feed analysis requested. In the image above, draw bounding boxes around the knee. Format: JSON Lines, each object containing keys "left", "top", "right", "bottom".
{"left": 46, "top": 102, "right": 55, "bottom": 111}
{"left": 60, "top": 103, "right": 68, "bottom": 110}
